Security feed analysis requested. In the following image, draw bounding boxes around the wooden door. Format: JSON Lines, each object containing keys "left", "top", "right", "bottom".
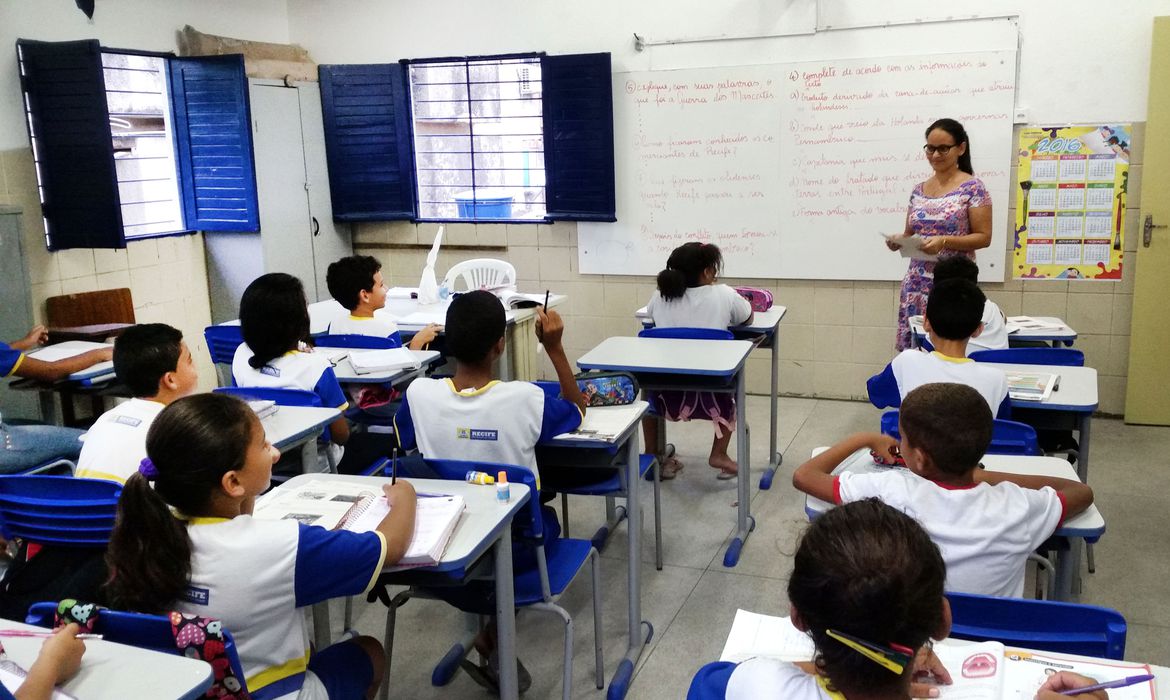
{"left": 1126, "top": 17, "right": 1170, "bottom": 424}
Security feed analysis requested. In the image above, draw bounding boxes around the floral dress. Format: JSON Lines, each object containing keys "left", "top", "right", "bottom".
{"left": 895, "top": 178, "right": 991, "bottom": 350}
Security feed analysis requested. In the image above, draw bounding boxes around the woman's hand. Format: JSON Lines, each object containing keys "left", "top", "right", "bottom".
{"left": 1035, "top": 672, "right": 1109, "bottom": 699}
{"left": 920, "top": 237, "right": 946, "bottom": 255}
{"left": 885, "top": 236, "right": 905, "bottom": 251}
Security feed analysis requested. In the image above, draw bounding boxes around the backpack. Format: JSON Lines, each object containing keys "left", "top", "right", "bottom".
{"left": 733, "top": 286, "right": 773, "bottom": 312}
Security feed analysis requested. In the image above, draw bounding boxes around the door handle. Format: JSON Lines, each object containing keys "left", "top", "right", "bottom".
{"left": 1144, "top": 214, "right": 1167, "bottom": 247}
{"left": 311, "top": 216, "right": 320, "bottom": 237}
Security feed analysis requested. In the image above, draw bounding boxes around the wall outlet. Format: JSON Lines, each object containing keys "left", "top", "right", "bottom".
{"left": 1013, "top": 108, "right": 1029, "bottom": 124}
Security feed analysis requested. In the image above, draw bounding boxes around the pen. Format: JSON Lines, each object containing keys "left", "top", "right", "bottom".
{"left": 543, "top": 289, "right": 550, "bottom": 311}
{"left": 1057, "top": 674, "right": 1154, "bottom": 695}
{"left": 391, "top": 448, "right": 398, "bottom": 485}
{"left": 0, "top": 631, "right": 103, "bottom": 640}
{"left": 1053, "top": 375, "right": 1061, "bottom": 392}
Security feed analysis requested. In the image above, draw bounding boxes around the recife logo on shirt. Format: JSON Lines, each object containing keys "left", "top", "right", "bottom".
{"left": 456, "top": 427, "right": 499, "bottom": 441}
{"left": 183, "top": 586, "right": 210, "bottom": 606}
{"left": 260, "top": 366, "right": 281, "bottom": 377}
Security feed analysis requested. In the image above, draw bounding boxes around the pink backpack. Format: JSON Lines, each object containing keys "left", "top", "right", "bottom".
{"left": 733, "top": 286, "right": 773, "bottom": 312}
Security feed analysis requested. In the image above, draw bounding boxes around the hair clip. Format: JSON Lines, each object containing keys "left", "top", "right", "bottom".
{"left": 137, "top": 458, "right": 160, "bottom": 481}
{"left": 824, "top": 629, "right": 911, "bottom": 675}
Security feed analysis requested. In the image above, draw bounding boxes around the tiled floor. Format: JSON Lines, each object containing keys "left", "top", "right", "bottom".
{"left": 336, "top": 395, "right": 1170, "bottom": 698}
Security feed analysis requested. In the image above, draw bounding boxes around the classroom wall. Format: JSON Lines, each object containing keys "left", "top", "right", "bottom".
{"left": 293, "top": 0, "right": 1162, "bottom": 415}
{"left": 0, "top": 0, "right": 292, "bottom": 389}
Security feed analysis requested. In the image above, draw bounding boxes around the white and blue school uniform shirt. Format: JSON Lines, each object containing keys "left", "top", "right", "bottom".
{"left": 867, "top": 349, "right": 1011, "bottom": 417}
{"left": 75, "top": 398, "right": 164, "bottom": 484}
{"left": 232, "top": 345, "right": 348, "bottom": 411}
{"left": 967, "top": 299, "right": 1010, "bottom": 354}
{"left": 645, "top": 284, "right": 752, "bottom": 330}
{"left": 176, "top": 516, "right": 386, "bottom": 700}
{"left": 0, "top": 342, "right": 24, "bottom": 378}
{"left": 727, "top": 658, "right": 841, "bottom": 699}
{"left": 834, "top": 469, "right": 1065, "bottom": 598}
{"left": 326, "top": 313, "right": 403, "bottom": 344}
{"left": 394, "top": 378, "right": 582, "bottom": 487}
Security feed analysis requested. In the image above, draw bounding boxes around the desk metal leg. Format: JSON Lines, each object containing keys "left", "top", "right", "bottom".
{"left": 301, "top": 441, "right": 318, "bottom": 474}
{"left": 494, "top": 530, "right": 519, "bottom": 700}
{"left": 759, "top": 330, "right": 782, "bottom": 490}
{"left": 724, "top": 370, "right": 756, "bottom": 567}
{"left": 1076, "top": 414, "right": 1092, "bottom": 483}
{"left": 607, "top": 426, "right": 652, "bottom": 700}
{"left": 312, "top": 600, "right": 332, "bottom": 650}
{"left": 1054, "top": 538, "right": 1082, "bottom": 602}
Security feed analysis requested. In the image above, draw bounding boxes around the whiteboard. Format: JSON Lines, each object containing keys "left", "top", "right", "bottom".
{"left": 579, "top": 50, "right": 1016, "bottom": 281}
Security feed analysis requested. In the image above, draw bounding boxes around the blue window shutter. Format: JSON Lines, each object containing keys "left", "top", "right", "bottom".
{"left": 170, "top": 55, "right": 259, "bottom": 232}
{"left": 16, "top": 39, "right": 124, "bottom": 250}
{"left": 541, "top": 53, "right": 616, "bottom": 222}
{"left": 319, "top": 63, "right": 417, "bottom": 221}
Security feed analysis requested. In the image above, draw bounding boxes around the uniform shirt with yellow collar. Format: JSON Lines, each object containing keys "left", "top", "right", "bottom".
{"left": 393, "top": 378, "right": 583, "bottom": 487}
{"left": 867, "top": 348, "right": 1011, "bottom": 417}
{"left": 75, "top": 398, "right": 165, "bottom": 484}
{"left": 231, "top": 344, "right": 348, "bottom": 411}
{"left": 326, "top": 312, "right": 404, "bottom": 345}
{"left": 0, "top": 342, "right": 24, "bottom": 378}
{"left": 176, "top": 515, "right": 386, "bottom": 700}
{"left": 727, "top": 658, "right": 844, "bottom": 699}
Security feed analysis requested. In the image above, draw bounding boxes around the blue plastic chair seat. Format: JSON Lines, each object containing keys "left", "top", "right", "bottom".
{"left": 513, "top": 537, "right": 594, "bottom": 606}
{"left": 0, "top": 476, "right": 120, "bottom": 547}
{"left": 969, "top": 348, "right": 1085, "bottom": 366}
{"left": 203, "top": 325, "right": 244, "bottom": 365}
{"left": 946, "top": 592, "right": 1126, "bottom": 660}
{"left": 314, "top": 333, "right": 402, "bottom": 350}
{"left": 686, "top": 661, "right": 737, "bottom": 700}
{"left": 638, "top": 327, "right": 735, "bottom": 341}
{"left": 881, "top": 410, "right": 1040, "bottom": 456}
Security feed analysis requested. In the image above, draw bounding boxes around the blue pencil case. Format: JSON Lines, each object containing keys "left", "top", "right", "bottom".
{"left": 576, "top": 372, "right": 639, "bottom": 407}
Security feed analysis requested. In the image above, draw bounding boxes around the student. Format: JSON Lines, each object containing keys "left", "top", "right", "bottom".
{"left": 104, "top": 393, "right": 417, "bottom": 700}
{"left": 643, "top": 241, "right": 753, "bottom": 479}
{"left": 0, "top": 326, "right": 112, "bottom": 472}
{"left": 395, "top": 290, "right": 584, "bottom": 487}
{"left": 232, "top": 272, "right": 352, "bottom": 447}
{"left": 726, "top": 499, "right": 1107, "bottom": 700}
{"left": 75, "top": 324, "right": 198, "bottom": 484}
{"left": 0, "top": 623, "right": 86, "bottom": 700}
{"left": 793, "top": 383, "right": 1094, "bottom": 598}
{"left": 931, "top": 256, "right": 1008, "bottom": 353}
{"left": 324, "top": 255, "right": 440, "bottom": 349}
{"left": 867, "top": 278, "right": 1011, "bottom": 417}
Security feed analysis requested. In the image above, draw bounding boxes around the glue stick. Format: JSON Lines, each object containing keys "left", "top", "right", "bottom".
{"left": 465, "top": 470, "right": 495, "bottom": 485}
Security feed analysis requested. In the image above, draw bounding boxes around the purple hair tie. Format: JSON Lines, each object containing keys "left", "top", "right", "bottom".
{"left": 138, "top": 458, "right": 160, "bottom": 481}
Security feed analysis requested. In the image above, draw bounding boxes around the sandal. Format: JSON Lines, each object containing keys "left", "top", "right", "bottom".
{"left": 659, "top": 456, "right": 685, "bottom": 480}
{"left": 461, "top": 657, "right": 533, "bottom": 695}
{"left": 715, "top": 466, "right": 738, "bottom": 481}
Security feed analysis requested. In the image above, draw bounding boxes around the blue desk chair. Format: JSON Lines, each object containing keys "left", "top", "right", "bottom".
{"left": 686, "top": 661, "right": 736, "bottom": 700}
{"left": 379, "top": 460, "right": 603, "bottom": 700}
{"left": 535, "top": 381, "right": 664, "bottom": 570}
{"left": 946, "top": 592, "right": 1126, "bottom": 660}
{"left": 203, "top": 325, "right": 244, "bottom": 387}
{"left": 0, "top": 475, "right": 120, "bottom": 547}
{"left": 969, "top": 347, "right": 1085, "bottom": 367}
{"left": 26, "top": 602, "right": 247, "bottom": 696}
{"left": 880, "top": 410, "right": 1041, "bottom": 456}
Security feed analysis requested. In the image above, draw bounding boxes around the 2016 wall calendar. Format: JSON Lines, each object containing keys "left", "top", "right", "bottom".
{"left": 1013, "top": 124, "right": 1131, "bottom": 280}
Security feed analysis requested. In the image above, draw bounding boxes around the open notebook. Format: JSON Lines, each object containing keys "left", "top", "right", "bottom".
{"left": 348, "top": 348, "right": 423, "bottom": 375}
{"left": 1004, "top": 371, "right": 1057, "bottom": 402}
{"left": 254, "top": 480, "right": 465, "bottom": 568}
{"left": 720, "top": 610, "right": 1155, "bottom": 699}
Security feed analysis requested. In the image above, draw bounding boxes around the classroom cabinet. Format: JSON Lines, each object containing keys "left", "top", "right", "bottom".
{"left": 205, "top": 80, "right": 351, "bottom": 322}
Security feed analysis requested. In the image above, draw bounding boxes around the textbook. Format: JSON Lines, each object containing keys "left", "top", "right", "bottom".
{"left": 552, "top": 403, "right": 647, "bottom": 443}
{"left": 246, "top": 399, "right": 279, "bottom": 420}
{"left": 1006, "top": 316, "right": 1068, "bottom": 334}
{"left": 1004, "top": 371, "right": 1057, "bottom": 402}
{"left": 495, "top": 289, "right": 547, "bottom": 309}
{"left": 719, "top": 610, "right": 1156, "bottom": 699}
{"left": 253, "top": 480, "right": 465, "bottom": 568}
{"left": 348, "top": 348, "right": 422, "bottom": 375}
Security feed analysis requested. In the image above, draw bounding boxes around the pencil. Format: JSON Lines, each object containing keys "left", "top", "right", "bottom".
{"left": 543, "top": 289, "right": 550, "bottom": 311}
{"left": 0, "top": 630, "right": 103, "bottom": 640}
{"left": 391, "top": 448, "right": 398, "bottom": 485}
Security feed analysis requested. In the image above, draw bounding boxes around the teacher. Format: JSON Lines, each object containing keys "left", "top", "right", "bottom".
{"left": 887, "top": 118, "right": 992, "bottom": 350}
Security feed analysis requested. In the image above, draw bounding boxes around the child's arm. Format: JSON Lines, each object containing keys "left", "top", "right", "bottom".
{"left": 973, "top": 470, "right": 1094, "bottom": 519}
{"left": 8, "top": 326, "right": 48, "bottom": 352}
{"left": 1035, "top": 672, "right": 1109, "bottom": 700}
{"left": 407, "top": 324, "right": 442, "bottom": 351}
{"left": 15, "top": 348, "right": 113, "bottom": 383}
{"left": 329, "top": 417, "right": 350, "bottom": 445}
{"left": 378, "top": 481, "right": 418, "bottom": 565}
{"left": 535, "top": 308, "right": 586, "bottom": 414}
{"left": 792, "top": 432, "right": 898, "bottom": 503}
{"left": 15, "top": 623, "right": 85, "bottom": 700}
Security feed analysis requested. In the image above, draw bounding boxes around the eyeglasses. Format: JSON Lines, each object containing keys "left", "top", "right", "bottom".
{"left": 923, "top": 144, "right": 957, "bottom": 156}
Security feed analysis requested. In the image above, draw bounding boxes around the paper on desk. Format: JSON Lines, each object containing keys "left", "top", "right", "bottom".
{"left": 719, "top": 610, "right": 815, "bottom": 663}
{"left": 883, "top": 233, "right": 938, "bottom": 261}
{"left": 27, "top": 341, "right": 110, "bottom": 362}
{"left": 387, "top": 287, "right": 417, "bottom": 300}
{"left": 554, "top": 404, "right": 644, "bottom": 443}
{"left": 397, "top": 311, "right": 449, "bottom": 327}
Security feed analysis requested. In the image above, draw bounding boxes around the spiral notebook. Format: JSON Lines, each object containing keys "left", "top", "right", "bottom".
{"left": 0, "top": 658, "right": 77, "bottom": 699}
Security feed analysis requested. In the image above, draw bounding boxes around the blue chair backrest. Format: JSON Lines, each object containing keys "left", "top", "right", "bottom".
{"left": 314, "top": 333, "right": 402, "bottom": 350}
{"left": 26, "top": 602, "right": 248, "bottom": 691}
{"left": 686, "top": 661, "right": 737, "bottom": 700}
{"left": 638, "top": 327, "right": 735, "bottom": 341}
{"left": 946, "top": 592, "right": 1126, "bottom": 660}
{"left": 213, "top": 386, "right": 323, "bottom": 408}
{"left": 0, "top": 476, "right": 120, "bottom": 547}
{"left": 203, "top": 325, "right": 244, "bottom": 366}
{"left": 880, "top": 410, "right": 1040, "bottom": 456}
{"left": 969, "top": 348, "right": 1085, "bottom": 367}
{"left": 424, "top": 459, "right": 543, "bottom": 540}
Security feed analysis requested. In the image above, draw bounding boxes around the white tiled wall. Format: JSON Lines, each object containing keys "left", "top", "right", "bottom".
{"left": 355, "top": 125, "right": 1144, "bottom": 416}
{"left": 0, "top": 148, "right": 218, "bottom": 391}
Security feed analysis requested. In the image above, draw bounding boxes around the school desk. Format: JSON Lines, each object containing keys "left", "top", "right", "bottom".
{"left": 576, "top": 336, "right": 757, "bottom": 569}
{"left": 998, "top": 363, "right": 1099, "bottom": 483}
{"left": 536, "top": 400, "right": 652, "bottom": 700}
{"left": 635, "top": 306, "right": 790, "bottom": 491}
{"left": 268, "top": 473, "right": 531, "bottom": 700}
{"left": 803, "top": 449, "right": 1105, "bottom": 602}
{"left": 260, "top": 405, "right": 341, "bottom": 474}
{"left": 910, "top": 314, "right": 1078, "bottom": 348}
{"left": 0, "top": 619, "right": 212, "bottom": 700}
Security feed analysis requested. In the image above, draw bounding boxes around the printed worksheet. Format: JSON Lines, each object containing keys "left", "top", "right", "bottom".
{"left": 1002, "top": 649, "right": 1155, "bottom": 700}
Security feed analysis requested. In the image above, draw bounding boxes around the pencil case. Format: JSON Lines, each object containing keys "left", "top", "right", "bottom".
{"left": 733, "top": 286, "right": 773, "bottom": 312}
{"left": 575, "top": 371, "right": 639, "bottom": 407}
